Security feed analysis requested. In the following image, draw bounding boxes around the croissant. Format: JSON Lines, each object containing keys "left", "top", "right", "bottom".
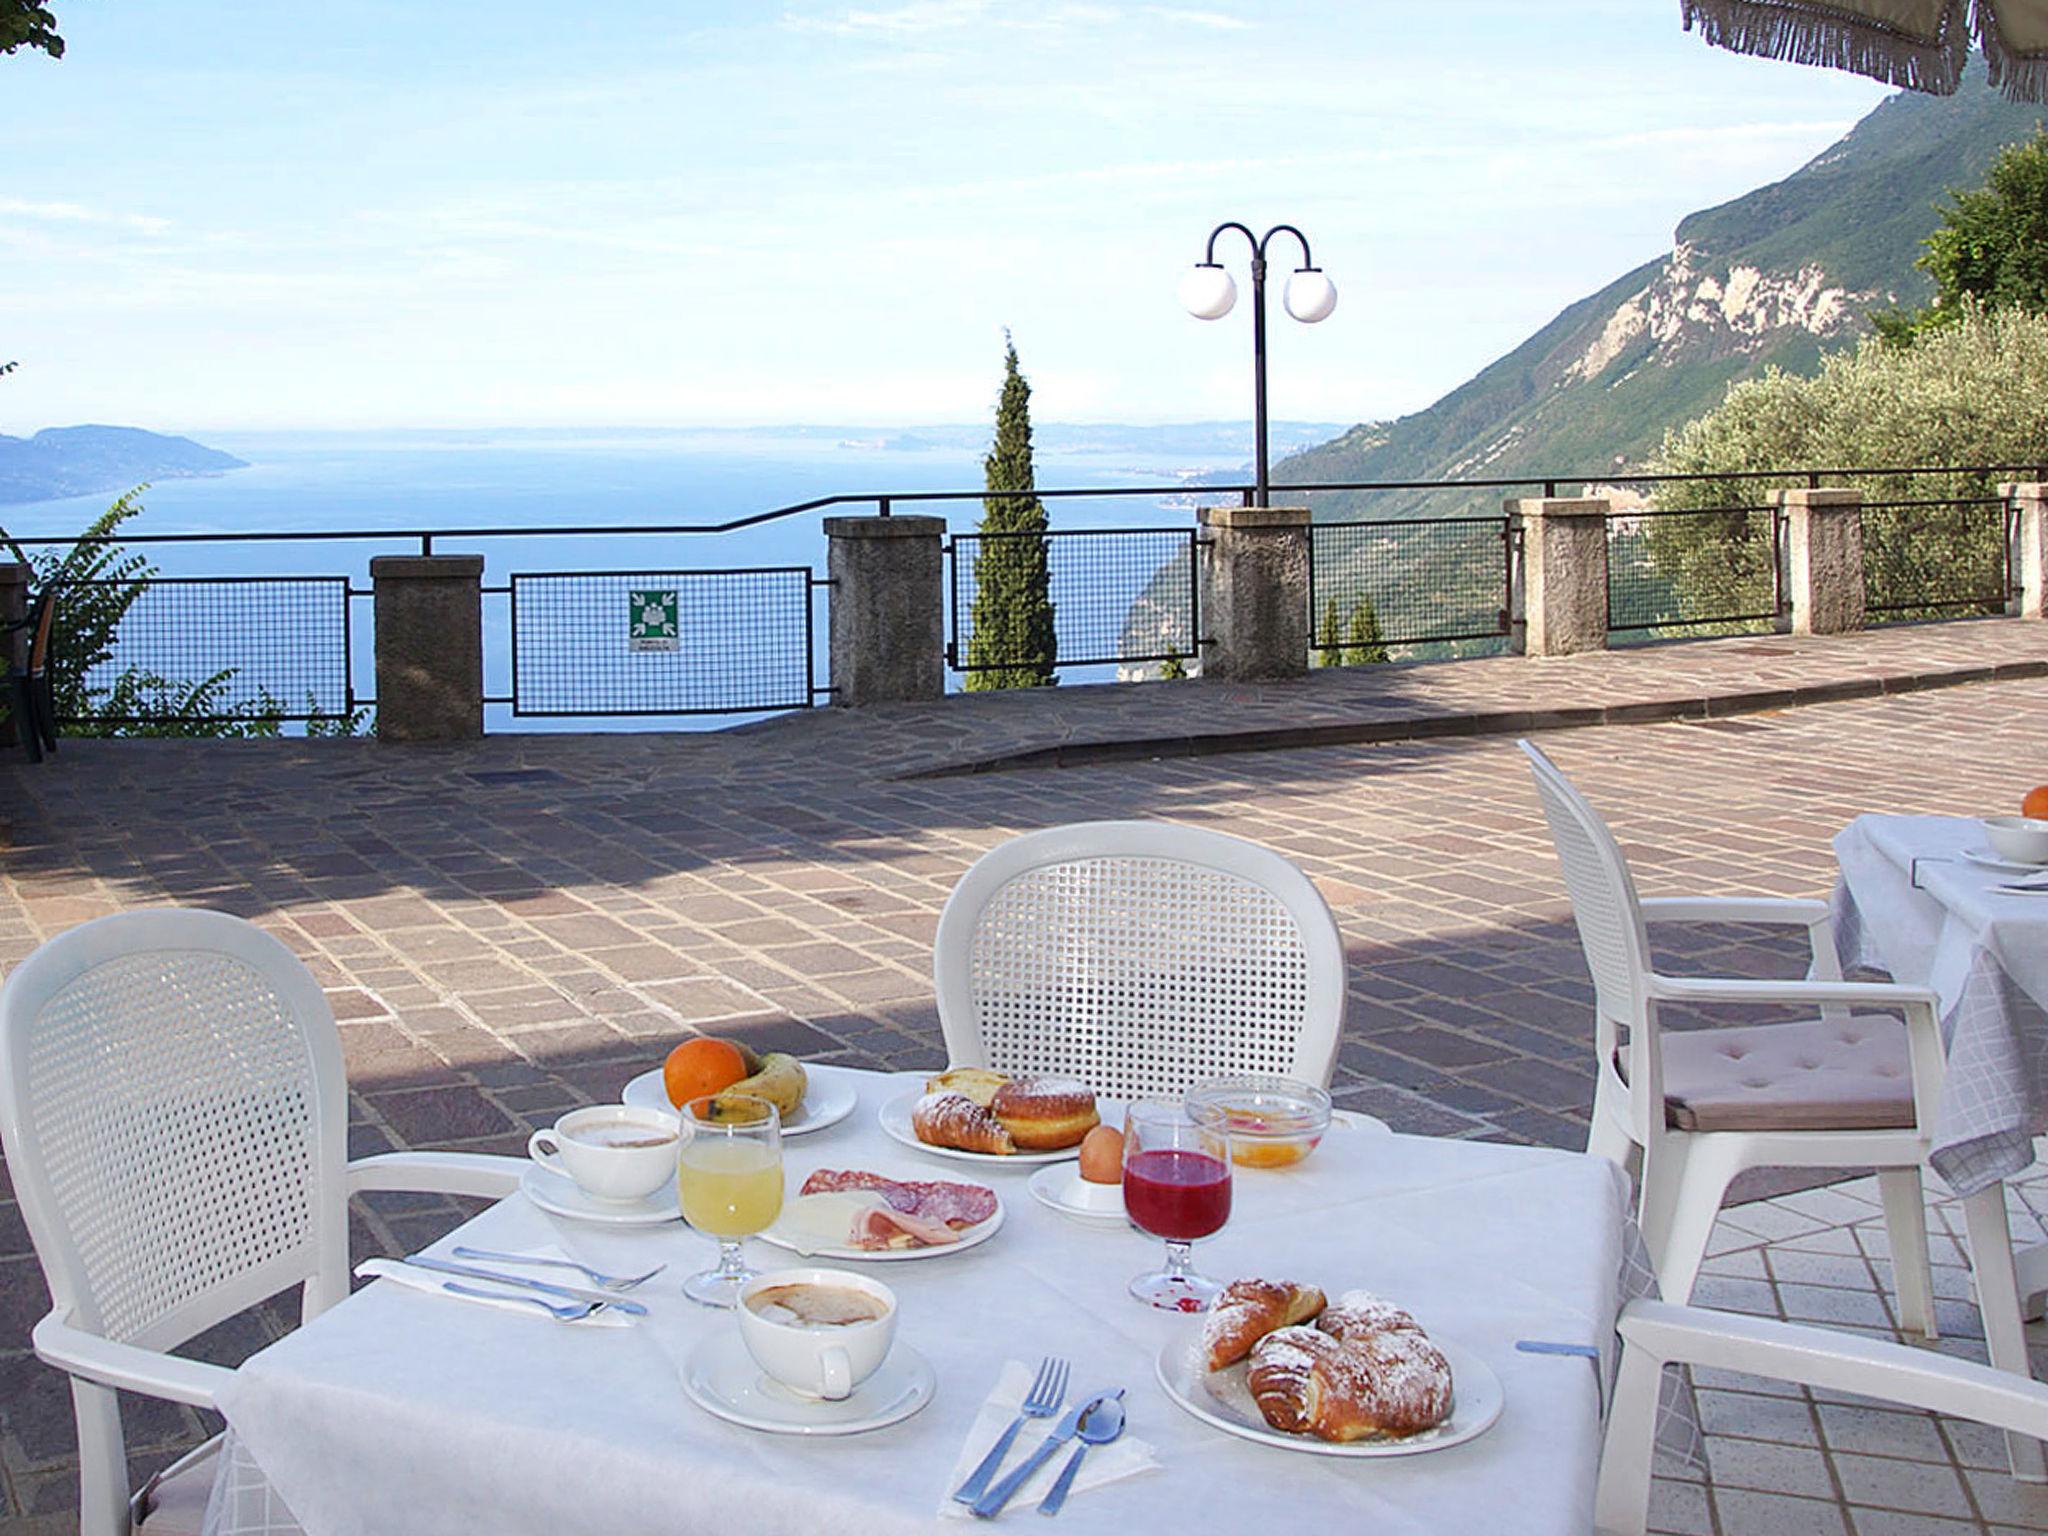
{"left": 1200, "top": 1278, "right": 1327, "bottom": 1371}
{"left": 1316, "top": 1289, "right": 1423, "bottom": 1343}
{"left": 1247, "top": 1322, "right": 1454, "bottom": 1442}
{"left": 911, "top": 1091, "right": 1015, "bottom": 1155}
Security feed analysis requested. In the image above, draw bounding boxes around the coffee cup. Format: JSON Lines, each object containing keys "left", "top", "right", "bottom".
{"left": 527, "top": 1105, "right": 682, "bottom": 1204}
{"left": 737, "top": 1268, "right": 897, "bottom": 1401}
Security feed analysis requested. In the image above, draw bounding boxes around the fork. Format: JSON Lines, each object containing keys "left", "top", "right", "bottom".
{"left": 953, "top": 1356, "right": 1069, "bottom": 1505}
{"left": 451, "top": 1246, "right": 666, "bottom": 1291}
{"left": 443, "top": 1282, "right": 612, "bottom": 1321}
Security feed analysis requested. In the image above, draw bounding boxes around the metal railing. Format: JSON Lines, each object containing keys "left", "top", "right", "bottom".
{"left": 10, "top": 463, "right": 2044, "bottom": 731}
{"left": 1606, "top": 505, "right": 1782, "bottom": 637}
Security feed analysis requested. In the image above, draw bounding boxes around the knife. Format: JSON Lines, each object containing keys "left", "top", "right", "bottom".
{"left": 400, "top": 1254, "right": 649, "bottom": 1316}
{"left": 971, "top": 1388, "right": 1120, "bottom": 1520}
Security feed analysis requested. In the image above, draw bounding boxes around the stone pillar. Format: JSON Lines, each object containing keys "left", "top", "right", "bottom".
{"left": 371, "top": 555, "right": 483, "bottom": 741}
{"left": 1780, "top": 488, "right": 1864, "bottom": 636}
{"left": 2001, "top": 483, "right": 2048, "bottom": 619}
{"left": 0, "top": 563, "right": 28, "bottom": 749}
{"left": 1197, "top": 505, "right": 1311, "bottom": 681}
{"left": 1508, "top": 497, "right": 1609, "bottom": 656}
{"left": 825, "top": 515, "right": 944, "bottom": 707}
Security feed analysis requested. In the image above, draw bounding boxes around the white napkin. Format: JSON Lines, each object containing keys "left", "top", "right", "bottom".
{"left": 354, "top": 1257, "right": 635, "bottom": 1327}
{"left": 938, "top": 1359, "right": 1158, "bottom": 1519}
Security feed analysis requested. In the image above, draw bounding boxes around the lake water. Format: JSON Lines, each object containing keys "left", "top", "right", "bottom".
{"left": 6, "top": 429, "right": 1244, "bottom": 731}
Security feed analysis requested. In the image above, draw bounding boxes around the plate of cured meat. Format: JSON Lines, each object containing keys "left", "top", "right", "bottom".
{"left": 760, "top": 1168, "right": 1005, "bottom": 1262}
{"left": 1155, "top": 1278, "right": 1503, "bottom": 1458}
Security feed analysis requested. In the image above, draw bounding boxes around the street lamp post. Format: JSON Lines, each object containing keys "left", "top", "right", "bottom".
{"left": 1179, "top": 222, "right": 1337, "bottom": 509}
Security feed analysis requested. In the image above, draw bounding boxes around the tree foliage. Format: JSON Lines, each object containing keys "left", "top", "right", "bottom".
{"left": 1650, "top": 303, "right": 2048, "bottom": 622}
{"left": 1, "top": 1, "right": 63, "bottom": 57}
{"left": 965, "top": 336, "right": 1056, "bottom": 689}
{"left": 1875, "top": 130, "right": 2048, "bottom": 344}
{"left": 1314, "top": 595, "right": 1389, "bottom": 665}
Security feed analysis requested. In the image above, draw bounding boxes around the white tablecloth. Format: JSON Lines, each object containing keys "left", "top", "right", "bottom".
{"left": 1833, "top": 814, "right": 2048, "bottom": 1196}
{"left": 208, "top": 1071, "right": 1662, "bottom": 1536}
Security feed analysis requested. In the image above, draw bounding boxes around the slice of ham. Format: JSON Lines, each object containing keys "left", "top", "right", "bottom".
{"left": 800, "top": 1169, "right": 998, "bottom": 1230}
{"left": 848, "top": 1203, "right": 963, "bottom": 1250}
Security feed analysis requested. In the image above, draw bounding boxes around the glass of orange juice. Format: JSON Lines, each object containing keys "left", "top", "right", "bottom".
{"left": 677, "top": 1094, "right": 784, "bottom": 1307}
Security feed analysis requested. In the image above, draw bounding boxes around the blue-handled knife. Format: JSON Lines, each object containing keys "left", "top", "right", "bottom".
{"left": 401, "top": 1254, "right": 649, "bottom": 1316}
{"left": 971, "top": 1388, "right": 1122, "bottom": 1520}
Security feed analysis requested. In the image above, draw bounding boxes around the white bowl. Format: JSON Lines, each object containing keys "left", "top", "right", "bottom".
{"left": 1984, "top": 816, "right": 2048, "bottom": 865}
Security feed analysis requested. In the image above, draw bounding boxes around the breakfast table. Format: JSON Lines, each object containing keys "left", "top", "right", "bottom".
{"left": 202, "top": 1067, "right": 1670, "bottom": 1536}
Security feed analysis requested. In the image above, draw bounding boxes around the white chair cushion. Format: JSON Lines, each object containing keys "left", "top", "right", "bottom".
{"left": 1623, "top": 1015, "right": 1917, "bottom": 1133}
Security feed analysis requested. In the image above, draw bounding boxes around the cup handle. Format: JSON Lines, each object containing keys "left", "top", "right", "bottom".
{"left": 819, "top": 1346, "right": 852, "bottom": 1401}
{"left": 528, "top": 1129, "right": 564, "bottom": 1173}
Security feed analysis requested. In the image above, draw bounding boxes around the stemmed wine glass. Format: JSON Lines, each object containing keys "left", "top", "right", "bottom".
{"left": 1121, "top": 1098, "right": 1233, "bottom": 1311}
{"left": 675, "top": 1095, "right": 784, "bottom": 1307}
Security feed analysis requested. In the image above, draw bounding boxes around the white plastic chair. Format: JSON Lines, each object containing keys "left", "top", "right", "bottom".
{"left": 1524, "top": 740, "right": 2046, "bottom": 1482}
{"left": 932, "top": 820, "right": 1347, "bottom": 1098}
{"left": 1597, "top": 1299, "right": 2048, "bottom": 1533}
{"left": 0, "top": 909, "right": 525, "bottom": 1536}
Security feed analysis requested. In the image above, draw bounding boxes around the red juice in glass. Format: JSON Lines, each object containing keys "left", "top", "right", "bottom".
{"left": 1123, "top": 1147, "right": 1231, "bottom": 1240}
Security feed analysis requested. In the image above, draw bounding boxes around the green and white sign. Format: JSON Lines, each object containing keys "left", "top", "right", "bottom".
{"left": 628, "top": 588, "right": 679, "bottom": 652}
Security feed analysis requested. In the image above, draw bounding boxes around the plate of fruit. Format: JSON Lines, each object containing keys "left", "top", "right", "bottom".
{"left": 623, "top": 1039, "right": 857, "bottom": 1136}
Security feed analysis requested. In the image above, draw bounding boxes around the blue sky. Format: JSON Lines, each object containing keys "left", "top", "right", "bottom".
{"left": 3, "top": 1, "right": 1894, "bottom": 433}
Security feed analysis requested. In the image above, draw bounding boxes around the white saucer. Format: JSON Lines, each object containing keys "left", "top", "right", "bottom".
{"left": 877, "top": 1088, "right": 1119, "bottom": 1166}
{"left": 1156, "top": 1333, "right": 1503, "bottom": 1457}
{"left": 520, "top": 1163, "right": 680, "bottom": 1226}
{"left": 1962, "top": 847, "right": 2048, "bottom": 875}
{"left": 682, "top": 1329, "right": 936, "bottom": 1435}
{"left": 1027, "top": 1164, "right": 1128, "bottom": 1228}
{"left": 760, "top": 1188, "right": 1006, "bottom": 1262}
{"left": 622, "top": 1062, "right": 859, "bottom": 1137}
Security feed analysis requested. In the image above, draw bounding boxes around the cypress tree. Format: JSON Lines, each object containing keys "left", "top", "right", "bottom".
{"left": 1343, "top": 597, "right": 1389, "bottom": 665}
{"left": 1313, "top": 598, "right": 1342, "bottom": 667}
{"left": 966, "top": 336, "right": 1056, "bottom": 689}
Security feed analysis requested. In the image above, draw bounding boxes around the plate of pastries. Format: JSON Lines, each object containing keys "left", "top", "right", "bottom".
{"left": 1154, "top": 1278, "right": 1503, "bottom": 1457}
{"left": 878, "top": 1068, "right": 1113, "bottom": 1163}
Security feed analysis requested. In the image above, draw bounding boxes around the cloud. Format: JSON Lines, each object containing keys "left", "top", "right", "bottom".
{"left": 0, "top": 197, "right": 170, "bottom": 235}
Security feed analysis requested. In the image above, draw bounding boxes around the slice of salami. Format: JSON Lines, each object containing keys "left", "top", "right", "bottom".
{"left": 800, "top": 1169, "right": 996, "bottom": 1228}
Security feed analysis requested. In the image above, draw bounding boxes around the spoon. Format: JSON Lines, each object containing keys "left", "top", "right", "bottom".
{"left": 1037, "top": 1390, "right": 1126, "bottom": 1516}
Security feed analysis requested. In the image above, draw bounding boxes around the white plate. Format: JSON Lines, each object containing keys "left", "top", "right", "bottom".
{"left": 682, "top": 1328, "right": 936, "bottom": 1436}
{"left": 621, "top": 1062, "right": 860, "bottom": 1137}
{"left": 1027, "top": 1164, "right": 1129, "bottom": 1228}
{"left": 877, "top": 1088, "right": 1117, "bottom": 1166}
{"left": 759, "top": 1184, "right": 1006, "bottom": 1262}
{"left": 1155, "top": 1332, "right": 1504, "bottom": 1458}
{"left": 520, "top": 1163, "right": 680, "bottom": 1226}
{"left": 1962, "top": 847, "right": 2048, "bottom": 875}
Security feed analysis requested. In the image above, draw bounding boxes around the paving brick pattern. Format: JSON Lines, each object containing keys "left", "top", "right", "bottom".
{"left": 5, "top": 620, "right": 2048, "bottom": 1530}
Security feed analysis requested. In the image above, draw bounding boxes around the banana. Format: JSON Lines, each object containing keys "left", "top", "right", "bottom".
{"left": 707, "top": 1052, "right": 806, "bottom": 1121}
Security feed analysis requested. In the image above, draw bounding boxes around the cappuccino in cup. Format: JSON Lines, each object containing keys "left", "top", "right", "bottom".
{"left": 738, "top": 1268, "right": 897, "bottom": 1400}
{"left": 528, "top": 1105, "right": 682, "bottom": 1203}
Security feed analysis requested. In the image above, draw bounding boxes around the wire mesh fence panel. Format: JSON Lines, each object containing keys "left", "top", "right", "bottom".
{"left": 510, "top": 568, "right": 813, "bottom": 715}
{"left": 56, "top": 576, "right": 350, "bottom": 722}
{"left": 1863, "top": 498, "right": 2010, "bottom": 620}
{"left": 1607, "top": 506, "right": 1778, "bottom": 636}
{"left": 950, "top": 528, "right": 1195, "bottom": 672}
{"left": 1307, "top": 519, "right": 1509, "bottom": 656}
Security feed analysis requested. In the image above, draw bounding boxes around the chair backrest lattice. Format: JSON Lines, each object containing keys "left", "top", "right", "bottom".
{"left": 0, "top": 912, "right": 347, "bottom": 1351}
{"left": 1518, "top": 740, "right": 1654, "bottom": 1037}
{"left": 937, "top": 823, "right": 1346, "bottom": 1099}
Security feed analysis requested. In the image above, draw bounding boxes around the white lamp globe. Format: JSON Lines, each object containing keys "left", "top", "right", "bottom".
{"left": 1179, "top": 263, "right": 1237, "bottom": 320}
{"left": 1283, "top": 267, "right": 1337, "bottom": 323}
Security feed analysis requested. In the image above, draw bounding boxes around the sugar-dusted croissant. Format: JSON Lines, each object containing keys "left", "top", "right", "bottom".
{"left": 1316, "top": 1289, "right": 1423, "bottom": 1343}
{"left": 1200, "top": 1278, "right": 1328, "bottom": 1371}
{"left": 1247, "top": 1322, "right": 1454, "bottom": 1442}
{"left": 911, "top": 1091, "right": 1015, "bottom": 1155}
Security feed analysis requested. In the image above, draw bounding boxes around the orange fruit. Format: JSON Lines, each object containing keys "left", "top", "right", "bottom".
{"left": 2024, "top": 785, "right": 2048, "bottom": 821}
{"left": 662, "top": 1037, "right": 748, "bottom": 1109}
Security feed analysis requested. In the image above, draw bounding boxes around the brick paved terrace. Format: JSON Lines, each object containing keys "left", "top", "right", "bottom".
{"left": 7, "top": 618, "right": 2048, "bottom": 1533}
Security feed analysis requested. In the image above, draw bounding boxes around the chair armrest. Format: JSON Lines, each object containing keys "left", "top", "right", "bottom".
{"left": 1646, "top": 974, "right": 1936, "bottom": 1014}
{"left": 1617, "top": 1299, "right": 2048, "bottom": 1433}
{"left": 32, "top": 1312, "right": 233, "bottom": 1409}
{"left": 1638, "top": 896, "right": 1832, "bottom": 928}
{"left": 346, "top": 1151, "right": 525, "bottom": 1200}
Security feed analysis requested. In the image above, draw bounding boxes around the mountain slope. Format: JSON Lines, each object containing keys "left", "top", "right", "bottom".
{"left": 1282, "top": 70, "right": 2045, "bottom": 519}
{"left": 0, "top": 425, "right": 247, "bottom": 505}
